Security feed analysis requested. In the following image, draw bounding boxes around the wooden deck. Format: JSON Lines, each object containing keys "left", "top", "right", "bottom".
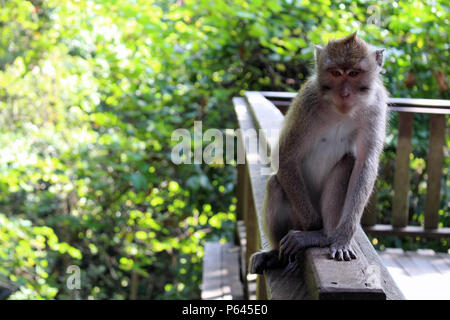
{"left": 201, "top": 242, "right": 244, "bottom": 300}
{"left": 378, "top": 249, "right": 450, "bottom": 300}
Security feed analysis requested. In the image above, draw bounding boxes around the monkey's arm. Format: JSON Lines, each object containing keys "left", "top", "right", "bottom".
{"left": 276, "top": 161, "right": 323, "bottom": 231}
{"left": 328, "top": 120, "right": 385, "bottom": 260}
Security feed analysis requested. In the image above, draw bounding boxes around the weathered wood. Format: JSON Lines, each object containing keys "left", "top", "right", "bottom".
{"left": 353, "top": 228, "right": 405, "bottom": 299}
{"left": 261, "top": 92, "right": 450, "bottom": 115}
{"left": 236, "top": 220, "right": 247, "bottom": 297}
{"left": 378, "top": 249, "right": 450, "bottom": 300}
{"left": 202, "top": 242, "right": 224, "bottom": 300}
{"left": 392, "top": 112, "right": 414, "bottom": 228}
{"left": 424, "top": 114, "right": 446, "bottom": 230}
{"left": 388, "top": 97, "right": 450, "bottom": 108}
{"left": 236, "top": 164, "right": 246, "bottom": 222}
{"left": 234, "top": 93, "right": 405, "bottom": 300}
{"left": 245, "top": 162, "right": 259, "bottom": 279}
{"left": 305, "top": 245, "right": 386, "bottom": 300}
{"left": 201, "top": 242, "right": 244, "bottom": 300}
{"left": 234, "top": 97, "right": 271, "bottom": 298}
{"left": 244, "top": 91, "right": 283, "bottom": 154}
{"left": 260, "top": 91, "right": 450, "bottom": 108}
{"left": 234, "top": 96, "right": 306, "bottom": 299}
{"left": 388, "top": 106, "right": 450, "bottom": 114}
{"left": 363, "top": 224, "right": 450, "bottom": 238}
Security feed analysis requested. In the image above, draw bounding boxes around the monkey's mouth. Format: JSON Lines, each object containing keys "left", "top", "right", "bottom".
{"left": 335, "top": 104, "right": 352, "bottom": 114}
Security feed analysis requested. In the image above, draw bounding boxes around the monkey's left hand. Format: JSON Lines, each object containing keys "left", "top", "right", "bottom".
{"left": 279, "top": 230, "right": 329, "bottom": 263}
{"left": 329, "top": 240, "right": 357, "bottom": 261}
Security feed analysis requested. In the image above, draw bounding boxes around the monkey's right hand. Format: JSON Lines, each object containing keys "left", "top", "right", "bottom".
{"left": 329, "top": 241, "right": 358, "bottom": 261}
{"left": 279, "top": 230, "right": 328, "bottom": 263}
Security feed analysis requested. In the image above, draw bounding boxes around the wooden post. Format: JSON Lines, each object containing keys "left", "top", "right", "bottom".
{"left": 244, "top": 163, "right": 257, "bottom": 274}
{"left": 424, "top": 114, "right": 446, "bottom": 229}
{"left": 236, "top": 163, "right": 246, "bottom": 222}
{"left": 392, "top": 113, "right": 414, "bottom": 228}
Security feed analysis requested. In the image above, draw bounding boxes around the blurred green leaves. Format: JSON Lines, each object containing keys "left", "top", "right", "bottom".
{"left": 0, "top": 0, "right": 448, "bottom": 300}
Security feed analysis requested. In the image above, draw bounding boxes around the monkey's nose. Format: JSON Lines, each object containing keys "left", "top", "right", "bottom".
{"left": 340, "top": 91, "right": 350, "bottom": 98}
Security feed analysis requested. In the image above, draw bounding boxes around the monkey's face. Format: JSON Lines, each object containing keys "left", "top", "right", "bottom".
{"left": 316, "top": 33, "right": 382, "bottom": 115}
{"left": 319, "top": 63, "right": 375, "bottom": 114}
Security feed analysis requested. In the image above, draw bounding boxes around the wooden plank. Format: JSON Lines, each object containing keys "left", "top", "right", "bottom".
{"left": 363, "top": 224, "right": 450, "bottom": 238}
{"left": 404, "top": 251, "right": 444, "bottom": 276}
{"left": 270, "top": 103, "right": 450, "bottom": 115}
{"left": 260, "top": 92, "right": 450, "bottom": 115}
{"left": 388, "top": 97, "right": 450, "bottom": 108}
{"left": 305, "top": 246, "right": 386, "bottom": 300}
{"left": 392, "top": 112, "right": 414, "bottom": 228}
{"left": 201, "top": 242, "right": 244, "bottom": 300}
{"left": 378, "top": 249, "right": 450, "bottom": 300}
{"left": 424, "top": 114, "right": 446, "bottom": 229}
{"left": 432, "top": 253, "right": 450, "bottom": 273}
{"left": 260, "top": 91, "right": 450, "bottom": 108}
{"left": 353, "top": 229, "right": 405, "bottom": 300}
{"left": 244, "top": 91, "right": 283, "bottom": 153}
{"left": 202, "top": 242, "right": 225, "bottom": 300}
{"left": 236, "top": 220, "right": 247, "bottom": 293}
{"left": 388, "top": 106, "right": 450, "bottom": 114}
{"left": 222, "top": 243, "right": 245, "bottom": 300}
{"left": 236, "top": 164, "right": 246, "bottom": 221}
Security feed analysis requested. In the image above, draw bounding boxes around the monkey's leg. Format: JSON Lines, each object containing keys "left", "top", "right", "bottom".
{"left": 249, "top": 175, "right": 291, "bottom": 274}
{"left": 320, "top": 153, "right": 357, "bottom": 261}
{"left": 278, "top": 154, "right": 356, "bottom": 262}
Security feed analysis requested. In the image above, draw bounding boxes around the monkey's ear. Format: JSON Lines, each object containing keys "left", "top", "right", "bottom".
{"left": 314, "top": 45, "right": 323, "bottom": 63}
{"left": 374, "top": 49, "right": 385, "bottom": 68}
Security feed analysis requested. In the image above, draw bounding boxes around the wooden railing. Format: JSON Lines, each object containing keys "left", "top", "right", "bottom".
{"left": 258, "top": 91, "right": 450, "bottom": 238}
{"left": 233, "top": 91, "right": 421, "bottom": 300}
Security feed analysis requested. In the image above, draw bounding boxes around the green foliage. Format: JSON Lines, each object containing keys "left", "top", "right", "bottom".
{"left": 0, "top": 0, "right": 448, "bottom": 299}
{"left": 0, "top": 213, "right": 81, "bottom": 299}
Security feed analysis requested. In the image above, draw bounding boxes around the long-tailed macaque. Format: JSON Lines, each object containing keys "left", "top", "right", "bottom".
{"left": 250, "top": 32, "right": 388, "bottom": 274}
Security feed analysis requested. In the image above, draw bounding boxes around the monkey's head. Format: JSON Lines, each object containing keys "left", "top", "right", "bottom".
{"left": 315, "top": 32, "right": 385, "bottom": 115}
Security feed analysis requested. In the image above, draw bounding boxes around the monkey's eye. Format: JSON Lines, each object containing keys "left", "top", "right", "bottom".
{"left": 348, "top": 71, "right": 360, "bottom": 77}
{"left": 322, "top": 85, "right": 331, "bottom": 91}
{"left": 330, "top": 70, "right": 342, "bottom": 77}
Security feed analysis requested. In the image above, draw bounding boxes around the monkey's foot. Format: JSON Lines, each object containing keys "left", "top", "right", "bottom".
{"left": 329, "top": 242, "right": 357, "bottom": 261}
{"left": 279, "top": 230, "right": 328, "bottom": 263}
{"left": 282, "top": 255, "right": 301, "bottom": 276}
{"left": 249, "top": 250, "right": 281, "bottom": 274}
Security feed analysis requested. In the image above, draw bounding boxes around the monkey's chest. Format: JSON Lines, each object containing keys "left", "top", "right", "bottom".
{"left": 301, "top": 120, "right": 357, "bottom": 195}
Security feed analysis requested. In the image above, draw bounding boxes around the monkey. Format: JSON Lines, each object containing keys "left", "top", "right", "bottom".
{"left": 249, "top": 32, "right": 388, "bottom": 274}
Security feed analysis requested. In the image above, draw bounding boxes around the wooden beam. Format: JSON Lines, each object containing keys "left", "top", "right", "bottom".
{"left": 260, "top": 92, "right": 450, "bottom": 115}
{"left": 392, "top": 113, "right": 414, "bottom": 228}
{"left": 388, "top": 106, "right": 450, "bottom": 115}
{"left": 388, "top": 97, "right": 450, "bottom": 108}
{"left": 364, "top": 224, "right": 450, "bottom": 238}
{"left": 244, "top": 91, "right": 284, "bottom": 154}
{"left": 424, "top": 114, "right": 446, "bottom": 230}
{"left": 260, "top": 91, "right": 450, "bottom": 108}
{"left": 201, "top": 242, "right": 244, "bottom": 300}
{"left": 305, "top": 245, "right": 386, "bottom": 300}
